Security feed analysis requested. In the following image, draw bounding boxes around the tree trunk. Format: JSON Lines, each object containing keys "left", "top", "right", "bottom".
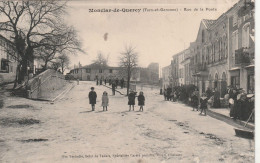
{"left": 127, "top": 67, "right": 131, "bottom": 95}
{"left": 17, "top": 47, "right": 34, "bottom": 84}
{"left": 18, "top": 57, "right": 28, "bottom": 84}
{"left": 43, "top": 60, "right": 48, "bottom": 70}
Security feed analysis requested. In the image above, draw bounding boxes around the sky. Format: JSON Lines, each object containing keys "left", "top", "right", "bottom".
{"left": 65, "top": 0, "right": 239, "bottom": 69}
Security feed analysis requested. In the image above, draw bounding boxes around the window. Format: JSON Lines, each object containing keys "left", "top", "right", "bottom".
{"left": 242, "top": 23, "right": 250, "bottom": 48}
{"left": 212, "top": 44, "right": 215, "bottom": 62}
{"left": 86, "top": 68, "right": 91, "bottom": 73}
{"left": 231, "top": 76, "right": 240, "bottom": 89}
{"left": 219, "top": 38, "right": 222, "bottom": 60}
{"left": 202, "top": 30, "right": 205, "bottom": 43}
{"left": 1, "top": 59, "right": 9, "bottom": 72}
{"left": 232, "top": 30, "right": 238, "bottom": 57}
{"left": 248, "top": 74, "right": 254, "bottom": 93}
{"left": 233, "top": 15, "right": 238, "bottom": 27}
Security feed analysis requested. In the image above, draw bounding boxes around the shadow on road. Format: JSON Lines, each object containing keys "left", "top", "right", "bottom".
{"left": 79, "top": 110, "right": 93, "bottom": 113}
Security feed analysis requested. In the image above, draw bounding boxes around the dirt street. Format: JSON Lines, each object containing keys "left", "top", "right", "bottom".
{"left": 0, "top": 81, "right": 254, "bottom": 163}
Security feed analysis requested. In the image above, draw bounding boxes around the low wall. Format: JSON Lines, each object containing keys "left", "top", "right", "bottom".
{"left": 0, "top": 73, "right": 16, "bottom": 85}
{"left": 27, "top": 69, "right": 67, "bottom": 100}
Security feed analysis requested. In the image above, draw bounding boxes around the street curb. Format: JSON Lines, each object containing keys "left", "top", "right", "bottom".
{"left": 51, "top": 82, "right": 76, "bottom": 102}
{"left": 169, "top": 100, "right": 254, "bottom": 130}
{"left": 102, "top": 84, "right": 126, "bottom": 95}
{"left": 207, "top": 109, "right": 254, "bottom": 130}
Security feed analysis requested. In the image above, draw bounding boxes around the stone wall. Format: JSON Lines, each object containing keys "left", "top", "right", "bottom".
{"left": 27, "top": 69, "right": 67, "bottom": 100}
{"left": 0, "top": 73, "right": 16, "bottom": 85}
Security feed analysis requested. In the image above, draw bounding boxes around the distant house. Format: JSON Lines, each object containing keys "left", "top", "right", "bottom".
{"left": 69, "top": 63, "right": 140, "bottom": 81}
{"left": 162, "top": 65, "right": 172, "bottom": 89}
{"left": 139, "top": 63, "right": 159, "bottom": 84}
{"left": 0, "top": 35, "right": 18, "bottom": 83}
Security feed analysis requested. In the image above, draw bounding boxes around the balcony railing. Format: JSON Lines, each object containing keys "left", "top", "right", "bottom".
{"left": 195, "top": 63, "right": 207, "bottom": 73}
{"left": 235, "top": 47, "right": 254, "bottom": 66}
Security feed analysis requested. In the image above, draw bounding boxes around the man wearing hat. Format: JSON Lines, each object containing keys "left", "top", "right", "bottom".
{"left": 88, "top": 87, "right": 97, "bottom": 111}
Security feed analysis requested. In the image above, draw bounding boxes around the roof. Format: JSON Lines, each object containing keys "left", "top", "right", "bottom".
{"left": 202, "top": 19, "right": 216, "bottom": 29}
{"left": 82, "top": 63, "right": 109, "bottom": 69}
{"left": 71, "top": 63, "right": 121, "bottom": 71}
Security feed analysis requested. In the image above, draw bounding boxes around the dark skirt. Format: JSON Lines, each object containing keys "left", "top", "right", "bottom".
{"left": 138, "top": 101, "right": 144, "bottom": 106}
{"left": 128, "top": 100, "right": 135, "bottom": 105}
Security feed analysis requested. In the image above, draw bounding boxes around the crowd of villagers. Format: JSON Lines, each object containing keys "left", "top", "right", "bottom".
{"left": 163, "top": 85, "right": 254, "bottom": 121}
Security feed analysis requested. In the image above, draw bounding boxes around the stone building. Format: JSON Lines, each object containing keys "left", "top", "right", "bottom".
{"left": 146, "top": 62, "right": 159, "bottom": 83}
{"left": 180, "top": 49, "right": 191, "bottom": 85}
{"left": 69, "top": 63, "right": 123, "bottom": 81}
{"left": 162, "top": 65, "right": 172, "bottom": 89}
{"left": 0, "top": 35, "right": 18, "bottom": 83}
{"left": 205, "top": 15, "right": 229, "bottom": 98}
{"left": 170, "top": 0, "right": 255, "bottom": 97}
{"left": 171, "top": 54, "right": 179, "bottom": 86}
{"left": 69, "top": 62, "right": 161, "bottom": 84}
{"left": 227, "top": 0, "right": 255, "bottom": 93}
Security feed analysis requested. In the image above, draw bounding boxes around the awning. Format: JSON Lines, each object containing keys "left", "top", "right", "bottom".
{"left": 229, "top": 67, "right": 240, "bottom": 71}
{"left": 192, "top": 71, "right": 208, "bottom": 77}
{"left": 250, "top": 34, "right": 255, "bottom": 43}
{"left": 1, "top": 58, "right": 10, "bottom": 62}
{"left": 245, "top": 64, "right": 254, "bottom": 69}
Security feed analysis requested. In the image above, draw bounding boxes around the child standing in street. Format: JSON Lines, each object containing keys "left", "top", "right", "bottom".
{"left": 128, "top": 90, "right": 136, "bottom": 111}
{"left": 200, "top": 93, "right": 208, "bottom": 116}
{"left": 102, "top": 91, "right": 109, "bottom": 111}
{"left": 138, "top": 91, "right": 145, "bottom": 112}
{"left": 88, "top": 87, "right": 97, "bottom": 111}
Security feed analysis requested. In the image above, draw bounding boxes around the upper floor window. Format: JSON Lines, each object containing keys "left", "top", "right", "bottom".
{"left": 233, "top": 15, "right": 238, "bottom": 27}
{"left": 202, "top": 30, "right": 205, "bottom": 43}
{"left": 242, "top": 23, "right": 250, "bottom": 48}
{"left": 232, "top": 30, "right": 239, "bottom": 57}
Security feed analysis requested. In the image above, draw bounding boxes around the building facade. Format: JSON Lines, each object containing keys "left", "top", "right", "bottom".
{"left": 171, "top": 54, "right": 179, "bottom": 86}
{"left": 162, "top": 65, "right": 172, "bottom": 89}
{"left": 169, "top": 0, "right": 255, "bottom": 96}
{"left": 0, "top": 35, "right": 18, "bottom": 74}
{"left": 180, "top": 49, "right": 191, "bottom": 85}
{"left": 0, "top": 35, "right": 18, "bottom": 83}
{"left": 228, "top": 0, "right": 255, "bottom": 93}
{"left": 70, "top": 62, "right": 163, "bottom": 83}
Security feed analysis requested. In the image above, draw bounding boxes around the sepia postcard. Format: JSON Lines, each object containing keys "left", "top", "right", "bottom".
{"left": 0, "top": 0, "right": 257, "bottom": 162}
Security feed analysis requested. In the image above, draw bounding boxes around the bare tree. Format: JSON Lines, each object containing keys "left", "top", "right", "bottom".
{"left": 119, "top": 45, "right": 138, "bottom": 95}
{"left": 0, "top": 1, "right": 82, "bottom": 87}
{"left": 92, "top": 52, "right": 109, "bottom": 67}
{"left": 35, "top": 26, "right": 82, "bottom": 70}
{"left": 52, "top": 54, "right": 70, "bottom": 74}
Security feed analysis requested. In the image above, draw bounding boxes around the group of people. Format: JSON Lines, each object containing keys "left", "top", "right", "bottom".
{"left": 227, "top": 87, "right": 254, "bottom": 121}
{"left": 95, "top": 76, "right": 125, "bottom": 96}
{"left": 163, "top": 86, "right": 222, "bottom": 116}
{"left": 128, "top": 90, "right": 145, "bottom": 112}
{"left": 88, "top": 87, "right": 145, "bottom": 112}
{"left": 88, "top": 87, "right": 106, "bottom": 111}
{"left": 96, "top": 76, "right": 125, "bottom": 88}
{"left": 163, "top": 84, "right": 254, "bottom": 119}
{"left": 163, "top": 87, "right": 180, "bottom": 101}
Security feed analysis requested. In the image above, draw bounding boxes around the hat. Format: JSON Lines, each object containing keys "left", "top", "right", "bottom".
{"left": 247, "top": 94, "right": 254, "bottom": 98}
{"left": 237, "top": 94, "right": 241, "bottom": 100}
{"left": 91, "top": 87, "right": 94, "bottom": 90}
